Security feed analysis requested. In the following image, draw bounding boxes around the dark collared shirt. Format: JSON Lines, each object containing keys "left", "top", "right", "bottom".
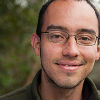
{"left": 0, "top": 70, "right": 100, "bottom": 100}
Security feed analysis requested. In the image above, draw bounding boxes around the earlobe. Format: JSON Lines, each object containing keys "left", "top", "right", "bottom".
{"left": 31, "top": 33, "right": 40, "bottom": 56}
{"left": 98, "top": 41, "right": 100, "bottom": 56}
{"left": 96, "top": 41, "right": 100, "bottom": 60}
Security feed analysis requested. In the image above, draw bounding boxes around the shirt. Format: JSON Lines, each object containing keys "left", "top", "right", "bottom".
{"left": 0, "top": 70, "right": 100, "bottom": 100}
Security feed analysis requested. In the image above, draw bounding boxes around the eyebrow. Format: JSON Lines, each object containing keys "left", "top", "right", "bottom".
{"left": 46, "top": 25, "right": 96, "bottom": 35}
{"left": 77, "top": 29, "right": 96, "bottom": 34}
{"left": 46, "top": 25, "right": 68, "bottom": 32}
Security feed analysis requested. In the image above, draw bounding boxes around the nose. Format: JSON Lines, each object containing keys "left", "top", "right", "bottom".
{"left": 62, "top": 37, "right": 80, "bottom": 58}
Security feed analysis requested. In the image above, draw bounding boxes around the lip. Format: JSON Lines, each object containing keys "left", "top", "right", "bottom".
{"left": 55, "top": 61, "right": 83, "bottom": 71}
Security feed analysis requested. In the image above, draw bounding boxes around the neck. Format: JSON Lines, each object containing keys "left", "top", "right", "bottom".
{"left": 38, "top": 70, "right": 84, "bottom": 100}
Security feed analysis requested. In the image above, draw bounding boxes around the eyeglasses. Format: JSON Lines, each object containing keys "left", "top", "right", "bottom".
{"left": 41, "top": 30, "right": 100, "bottom": 46}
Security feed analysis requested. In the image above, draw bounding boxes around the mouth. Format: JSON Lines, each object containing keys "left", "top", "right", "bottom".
{"left": 55, "top": 62, "right": 84, "bottom": 71}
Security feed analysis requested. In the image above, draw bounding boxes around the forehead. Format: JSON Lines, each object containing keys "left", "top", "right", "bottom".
{"left": 45, "top": 0, "right": 96, "bottom": 17}
{"left": 42, "top": 0, "right": 98, "bottom": 34}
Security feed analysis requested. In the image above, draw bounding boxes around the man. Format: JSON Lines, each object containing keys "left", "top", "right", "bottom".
{"left": 0, "top": 0, "right": 100, "bottom": 100}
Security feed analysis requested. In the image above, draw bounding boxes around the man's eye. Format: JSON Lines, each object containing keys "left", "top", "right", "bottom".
{"left": 50, "top": 34, "right": 65, "bottom": 40}
{"left": 49, "top": 34, "right": 65, "bottom": 43}
{"left": 51, "top": 35, "right": 63, "bottom": 39}
{"left": 80, "top": 36, "right": 91, "bottom": 41}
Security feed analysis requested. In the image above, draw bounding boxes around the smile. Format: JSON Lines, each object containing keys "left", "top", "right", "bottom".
{"left": 55, "top": 62, "right": 83, "bottom": 71}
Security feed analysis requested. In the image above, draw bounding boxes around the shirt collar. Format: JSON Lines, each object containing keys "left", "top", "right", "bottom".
{"left": 82, "top": 77, "right": 99, "bottom": 100}
{"left": 31, "top": 70, "right": 41, "bottom": 100}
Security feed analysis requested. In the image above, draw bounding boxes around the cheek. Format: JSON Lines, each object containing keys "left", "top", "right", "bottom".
{"left": 41, "top": 43, "right": 62, "bottom": 60}
{"left": 40, "top": 41, "right": 62, "bottom": 68}
{"left": 80, "top": 46, "right": 97, "bottom": 63}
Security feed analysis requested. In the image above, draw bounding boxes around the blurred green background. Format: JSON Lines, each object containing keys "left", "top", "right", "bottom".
{"left": 0, "top": 0, "right": 100, "bottom": 96}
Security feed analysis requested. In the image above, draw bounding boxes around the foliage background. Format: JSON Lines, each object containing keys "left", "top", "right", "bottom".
{"left": 0, "top": 0, "right": 100, "bottom": 95}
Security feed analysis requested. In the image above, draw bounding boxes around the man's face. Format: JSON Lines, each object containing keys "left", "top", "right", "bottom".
{"left": 34, "top": 0, "right": 100, "bottom": 88}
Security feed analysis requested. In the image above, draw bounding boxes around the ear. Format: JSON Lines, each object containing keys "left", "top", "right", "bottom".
{"left": 31, "top": 33, "right": 40, "bottom": 56}
{"left": 96, "top": 40, "right": 100, "bottom": 60}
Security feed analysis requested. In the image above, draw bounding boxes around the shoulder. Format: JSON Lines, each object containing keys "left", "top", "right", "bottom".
{"left": 0, "top": 84, "right": 33, "bottom": 100}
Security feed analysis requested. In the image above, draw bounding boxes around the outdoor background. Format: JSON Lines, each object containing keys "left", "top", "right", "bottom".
{"left": 0, "top": 0, "right": 100, "bottom": 95}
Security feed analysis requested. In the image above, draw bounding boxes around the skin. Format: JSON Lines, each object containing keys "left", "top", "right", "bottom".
{"left": 31, "top": 0, "right": 100, "bottom": 100}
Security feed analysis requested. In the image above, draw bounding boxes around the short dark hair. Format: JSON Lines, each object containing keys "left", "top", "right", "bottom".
{"left": 36, "top": 0, "right": 100, "bottom": 37}
{"left": 36, "top": 0, "right": 54, "bottom": 37}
